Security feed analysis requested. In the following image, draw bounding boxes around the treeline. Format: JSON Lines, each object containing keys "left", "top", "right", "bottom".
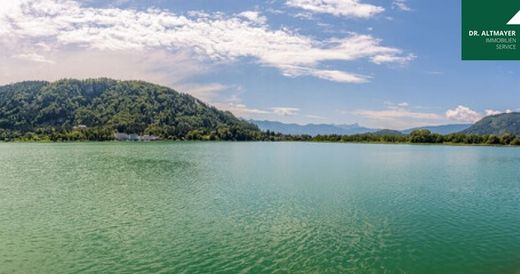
{"left": 0, "top": 126, "right": 263, "bottom": 142}
{"left": 0, "top": 128, "right": 115, "bottom": 142}
{"left": 3, "top": 127, "right": 520, "bottom": 146}
{"left": 301, "top": 129, "right": 520, "bottom": 146}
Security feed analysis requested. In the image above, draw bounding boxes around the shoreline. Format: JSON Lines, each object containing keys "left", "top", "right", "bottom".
{"left": 1, "top": 140, "right": 519, "bottom": 148}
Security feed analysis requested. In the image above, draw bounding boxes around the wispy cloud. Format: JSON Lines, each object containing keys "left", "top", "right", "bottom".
{"left": 0, "top": 0, "right": 412, "bottom": 84}
{"left": 392, "top": 0, "right": 412, "bottom": 12}
{"left": 351, "top": 102, "right": 446, "bottom": 129}
{"left": 305, "top": 114, "right": 327, "bottom": 120}
{"left": 218, "top": 102, "right": 271, "bottom": 116}
{"left": 0, "top": 49, "right": 207, "bottom": 88}
{"left": 286, "top": 0, "right": 384, "bottom": 18}
{"left": 354, "top": 108, "right": 441, "bottom": 121}
{"left": 485, "top": 109, "right": 513, "bottom": 116}
{"left": 272, "top": 107, "right": 300, "bottom": 116}
{"left": 12, "top": 53, "right": 55, "bottom": 64}
{"left": 371, "top": 54, "right": 416, "bottom": 65}
{"left": 425, "top": 71, "right": 443, "bottom": 75}
{"left": 238, "top": 11, "right": 267, "bottom": 24}
{"left": 212, "top": 103, "right": 302, "bottom": 119}
{"left": 175, "top": 82, "right": 232, "bottom": 103}
{"left": 281, "top": 66, "right": 371, "bottom": 83}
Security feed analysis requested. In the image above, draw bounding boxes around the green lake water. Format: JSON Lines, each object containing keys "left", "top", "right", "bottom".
{"left": 0, "top": 142, "right": 519, "bottom": 273}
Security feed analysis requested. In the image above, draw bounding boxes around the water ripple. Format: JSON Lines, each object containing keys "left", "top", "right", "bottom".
{"left": 0, "top": 143, "right": 519, "bottom": 273}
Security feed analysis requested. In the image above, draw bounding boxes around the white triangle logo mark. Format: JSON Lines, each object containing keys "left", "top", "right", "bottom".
{"left": 508, "top": 10, "right": 520, "bottom": 25}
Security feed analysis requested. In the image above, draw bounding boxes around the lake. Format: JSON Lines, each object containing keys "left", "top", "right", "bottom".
{"left": 0, "top": 142, "right": 519, "bottom": 273}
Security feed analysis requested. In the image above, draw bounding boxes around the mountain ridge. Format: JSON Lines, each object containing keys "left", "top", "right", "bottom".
{"left": 250, "top": 120, "right": 377, "bottom": 136}
{"left": 401, "top": 124, "right": 472, "bottom": 135}
{"left": 463, "top": 113, "right": 520, "bottom": 135}
{"left": 251, "top": 120, "right": 472, "bottom": 136}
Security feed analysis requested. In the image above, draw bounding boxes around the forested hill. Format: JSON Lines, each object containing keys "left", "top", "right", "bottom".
{"left": 463, "top": 113, "right": 520, "bottom": 135}
{"left": 401, "top": 124, "right": 471, "bottom": 135}
{"left": 0, "top": 79, "right": 260, "bottom": 141}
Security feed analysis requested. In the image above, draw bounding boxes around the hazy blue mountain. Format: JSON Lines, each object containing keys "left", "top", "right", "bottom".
{"left": 251, "top": 120, "right": 377, "bottom": 136}
{"left": 252, "top": 120, "right": 474, "bottom": 136}
{"left": 402, "top": 124, "right": 472, "bottom": 135}
{"left": 463, "top": 113, "right": 520, "bottom": 135}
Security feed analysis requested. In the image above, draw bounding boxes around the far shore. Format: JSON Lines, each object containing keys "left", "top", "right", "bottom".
{"left": 2, "top": 140, "right": 520, "bottom": 148}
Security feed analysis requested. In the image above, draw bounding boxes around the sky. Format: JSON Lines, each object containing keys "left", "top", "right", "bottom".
{"left": 0, "top": 0, "right": 519, "bottom": 130}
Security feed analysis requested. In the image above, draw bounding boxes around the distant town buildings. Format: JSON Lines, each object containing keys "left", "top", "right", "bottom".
{"left": 114, "top": 132, "right": 129, "bottom": 140}
{"left": 114, "top": 132, "right": 159, "bottom": 141}
{"left": 72, "top": 125, "right": 88, "bottom": 131}
{"left": 128, "top": 133, "right": 139, "bottom": 141}
{"left": 140, "top": 135, "right": 160, "bottom": 141}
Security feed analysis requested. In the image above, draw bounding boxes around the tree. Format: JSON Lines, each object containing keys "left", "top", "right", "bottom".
{"left": 409, "top": 129, "right": 433, "bottom": 143}
{"left": 487, "top": 135, "right": 500, "bottom": 145}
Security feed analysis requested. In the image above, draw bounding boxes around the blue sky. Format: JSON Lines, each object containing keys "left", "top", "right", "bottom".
{"left": 1, "top": 0, "right": 519, "bottom": 129}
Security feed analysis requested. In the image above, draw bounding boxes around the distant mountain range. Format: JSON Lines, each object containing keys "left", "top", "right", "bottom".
{"left": 463, "top": 113, "right": 520, "bottom": 135}
{"left": 251, "top": 120, "right": 377, "bottom": 136}
{"left": 251, "top": 120, "right": 472, "bottom": 136}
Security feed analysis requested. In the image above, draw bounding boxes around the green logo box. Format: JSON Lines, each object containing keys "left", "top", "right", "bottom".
{"left": 462, "top": 0, "right": 520, "bottom": 60}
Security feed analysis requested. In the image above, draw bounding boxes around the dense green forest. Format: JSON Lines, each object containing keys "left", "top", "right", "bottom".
{"left": 301, "top": 129, "right": 520, "bottom": 146}
{"left": 1, "top": 79, "right": 520, "bottom": 146}
{"left": 0, "top": 79, "right": 261, "bottom": 141}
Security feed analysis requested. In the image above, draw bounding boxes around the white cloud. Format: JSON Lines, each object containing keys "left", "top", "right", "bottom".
{"left": 272, "top": 107, "right": 300, "bottom": 116}
{"left": 446, "top": 106, "right": 516, "bottom": 123}
{"left": 281, "top": 66, "right": 370, "bottom": 83}
{"left": 392, "top": 0, "right": 412, "bottom": 12}
{"left": 0, "top": 0, "right": 413, "bottom": 85}
{"left": 445, "top": 105, "right": 482, "bottom": 123}
{"left": 485, "top": 109, "right": 502, "bottom": 116}
{"left": 286, "top": 0, "right": 384, "bottom": 18}
{"left": 305, "top": 69, "right": 370, "bottom": 83}
{"left": 238, "top": 11, "right": 267, "bottom": 24}
{"left": 485, "top": 109, "right": 513, "bottom": 116}
{"left": 371, "top": 53, "right": 416, "bottom": 65}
